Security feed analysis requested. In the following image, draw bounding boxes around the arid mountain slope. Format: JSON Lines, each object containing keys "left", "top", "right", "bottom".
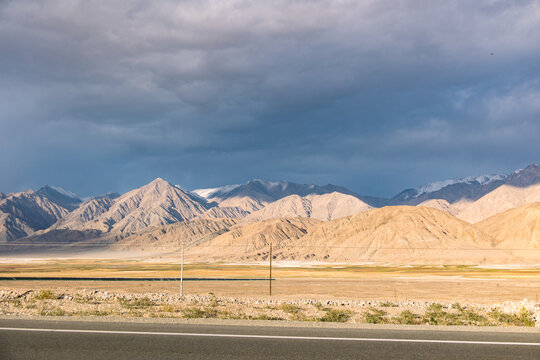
{"left": 51, "top": 193, "right": 119, "bottom": 231}
{"left": 199, "top": 206, "right": 250, "bottom": 220}
{"left": 456, "top": 184, "right": 540, "bottom": 223}
{"left": 112, "top": 219, "right": 238, "bottom": 251}
{"left": 276, "top": 206, "right": 495, "bottom": 264}
{"left": 2, "top": 163, "right": 539, "bottom": 251}
{"left": 0, "top": 190, "right": 70, "bottom": 242}
{"left": 188, "top": 217, "right": 320, "bottom": 261}
{"left": 62, "top": 178, "right": 212, "bottom": 234}
{"left": 246, "top": 192, "right": 372, "bottom": 221}
{"left": 188, "top": 206, "right": 496, "bottom": 264}
{"left": 476, "top": 202, "right": 540, "bottom": 249}
{"left": 417, "top": 199, "right": 459, "bottom": 216}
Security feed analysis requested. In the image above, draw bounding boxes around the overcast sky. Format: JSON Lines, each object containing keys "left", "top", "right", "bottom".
{"left": 1, "top": 0, "right": 539, "bottom": 197}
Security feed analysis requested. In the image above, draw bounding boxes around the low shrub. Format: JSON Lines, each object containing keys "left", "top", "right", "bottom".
{"left": 182, "top": 306, "right": 218, "bottom": 319}
{"left": 118, "top": 297, "right": 155, "bottom": 309}
{"left": 489, "top": 309, "right": 535, "bottom": 327}
{"left": 320, "top": 309, "right": 353, "bottom": 323}
{"left": 249, "top": 314, "right": 284, "bottom": 321}
{"left": 279, "top": 304, "right": 302, "bottom": 314}
{"left": 393, "top": 310, "right": 422, "bottom": 325}
{"left": 314, "top": 302, "right": 330, "bottom": 311}
{"left": 364, "top": 308, "right": 388, "bottom": 324}
{"left": 34, "top": 290, "right": 57, "bottom": 300}
{"left": 162, "top": 304, "right": 175, "bottom": 313}
{"left": 40, "top": 307, "right": 66, "bottom": 316}
{"left": 74, "top": 309, "right": 112, "bottom": 317}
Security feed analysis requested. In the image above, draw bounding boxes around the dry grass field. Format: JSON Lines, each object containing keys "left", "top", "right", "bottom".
{"left": 1, "top": 259, "right": 540, "bottom": 279}
{"left": 1, "top": 259, "right": 540, "bottom": 303}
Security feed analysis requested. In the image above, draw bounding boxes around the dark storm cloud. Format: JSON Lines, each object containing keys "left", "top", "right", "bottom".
{"left": 1, "top": 0, "right": 539, "bottom": 197}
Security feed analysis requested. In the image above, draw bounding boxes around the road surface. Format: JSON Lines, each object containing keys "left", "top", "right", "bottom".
{"left": 0, "top": 319, "right": 538, "bottom": 359}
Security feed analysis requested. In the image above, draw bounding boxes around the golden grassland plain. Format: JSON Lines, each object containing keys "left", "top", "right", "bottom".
{"left": 1, "top": 260, "right": 540, "bottom": 303}
{"left": 1, "top": 259, "right": 540, "bottom": 279}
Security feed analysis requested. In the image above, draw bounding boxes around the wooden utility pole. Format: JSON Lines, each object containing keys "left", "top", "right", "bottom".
{"left": 269, "top": 243, "right": 273, "bottom": 296}
{"left": 180, "top": 239, "right": 185, "bottom": 297}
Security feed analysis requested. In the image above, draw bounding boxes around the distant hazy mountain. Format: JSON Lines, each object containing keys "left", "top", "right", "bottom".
{"left": 505, "top": 163, "right": 540, "bottom": 187}
{"left": 2, "top": 163, "right": 539, "bottom": 247}
{"left": 393, "top": 163, "right": 540, "bottom": 205}
{"left": 51, "top": 192, "right": 120, "bottom": 231}
{"left": 392, "top": 175, "right": 505, "bottom": 205}
{"left": 55, "top": 178, "right": 213, "bottom": 234}
{"left": 194, "top": 179, "right": 368, "bottom": 212}
{"left": 36, "top": 185, "right": 82, "bottom": 211}
{"left": 246, "top": 192, "right": 372, "bottom": 221}
{"left": 49, "top": 179, "right": 248, "bottom": 237}
{"left": 0, "top": 190, "right": 71, "bottom": 242}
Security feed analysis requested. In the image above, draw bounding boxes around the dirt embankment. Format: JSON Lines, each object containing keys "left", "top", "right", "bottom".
{"left": 1, "top": 288, "right": 539, "bottom": 327}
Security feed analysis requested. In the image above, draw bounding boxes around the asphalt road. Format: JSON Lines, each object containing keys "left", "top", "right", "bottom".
{"left": 0, "top": 319, "right": 539, "bottom": 360}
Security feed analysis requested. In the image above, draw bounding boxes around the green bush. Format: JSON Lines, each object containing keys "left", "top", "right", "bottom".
{"left": 40, "top": 307, "right": 66, "bottom": 316}
{"left": 394, "top": 310, "right": 422, "bottom": 325}
{"left": 461, "top": 309, "right": 490, "bottom": 326}
{"left": 280, "top": 304, "right": 302, "bottom": 314}
{"left": 118, "top": 297, "right": 155, "bottom": 309}
{"left": 162, "top": 304, "right": 175, "bottom": 313}
{"left": 182, "top": 306, "right": 218, "bottom": 319}
{"left": 74, "top": 309, "right": 112, "bottom": 317}
{"left": 427, "top": 303, "right": 444, "bottom": 312}
{"left": 314, "top": 302, "right": 330, "bottom": 311}
{"left": 422, "top": 304, "right": 490, "bottom": 326}
{"left": 250, "top": 314, "right": 284, "bottom": 321}
{"left": 364, "top": 308, "right": 388, "bottom": 324}
{"left": 34, "top": 290, "right": 57, "bottom": 300}
{"left": 489, "top": 309, "right": 535, "bottom": 327}
{"left": 320, "top": 309, "right": 353, "bottom": 323}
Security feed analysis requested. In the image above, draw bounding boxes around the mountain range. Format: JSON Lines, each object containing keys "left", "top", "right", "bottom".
{"left": 390, "top": 164, "right": 540, "bottom": 205}
{"left": 193, "top": 179, "right": 368, "bottom": 211}
{"left": 1, "top": 163, "right": 539, "bottom": 264}
{"left": 0, "top": 186, "right": 80, "bottom": 242}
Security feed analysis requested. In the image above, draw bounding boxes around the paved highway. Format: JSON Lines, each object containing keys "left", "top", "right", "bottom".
{"left": 0, "top": 319, "right": 538, "bottom": 359}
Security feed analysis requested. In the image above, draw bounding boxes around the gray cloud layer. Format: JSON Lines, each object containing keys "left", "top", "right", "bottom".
{"left": 1, "top": 0, "right": 539, "bottom": 196}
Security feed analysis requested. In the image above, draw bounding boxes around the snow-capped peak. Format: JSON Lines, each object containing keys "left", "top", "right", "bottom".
{"left": 192, "top": 184, "right": 241, "bottom": 199}
{"left": 250, "top": 179, "right": 288, "bottom": 189}
{"left": 193, "top": 179, "right": 291, "bottom": 198}
{"left": 414, "top": 174, "right": 505, "bottom": 197}
{"left": 48, "top": 186, "right": 81, "bottom": 200}
{"left": 513, "top": 163, "right": 539, "bottom": 175}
